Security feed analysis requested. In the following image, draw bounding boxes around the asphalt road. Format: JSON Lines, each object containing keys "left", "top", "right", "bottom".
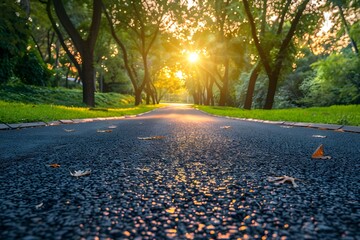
{"left": 0, "top": 104, "right": 359, "bottom": 239}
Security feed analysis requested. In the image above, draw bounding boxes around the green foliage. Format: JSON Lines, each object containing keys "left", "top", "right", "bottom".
{"left": 301, "top": 52, "right": 360, "bottom": 106}
{"left": 14, "top": 50, "right": 53, "bottom": 86}
{"left": 275, "top": 48, "right": 324, "bottom": 108}
{"left": 0, "top": 83, "right": 134, "bottom": 107}
{"left": 0, "top": 1, "right": 30, "bottom": 83}
{"left": 197, "top": 104, "right": 360, "bottom": 126}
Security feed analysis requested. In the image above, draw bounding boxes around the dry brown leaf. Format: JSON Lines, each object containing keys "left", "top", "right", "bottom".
{"left": 267, "top": 175, "right": 298, "bottom": 187}
{"left": 70, "top": 169, "right": 91, "bottom": 177}
{"left": 138, "top": 136, "right": 165, "bottom": 140}
{"left": 48, "top": 163, "right": 61, "bottom": 168}
{"left": 311, "top": 144, "right": 331, "bottom": 159}
{"left": 97, "top": 129, "right": 113, "bottom": 133}
{"left": 64, "top": 129, "right": 75, "bottom": 132}
{"left": 312, "top": 135, "right": 327, "bottom": 138}
{"left": 220, "top": 126, "right": 231, "bottom": 129}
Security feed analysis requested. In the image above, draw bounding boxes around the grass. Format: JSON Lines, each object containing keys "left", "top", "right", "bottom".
{"left": 0, "top": 83, "right": 134, "bottom": 107}
{"left": 0, "top": 84, "right": 160, "bottom": 124}
{"left": 0, "top": 101, "right": 159, "bottom": 123}
{"left": 196, "top": 105, "right": 360, "bottom": 126}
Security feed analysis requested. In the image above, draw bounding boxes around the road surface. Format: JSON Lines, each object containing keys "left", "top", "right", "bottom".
{"left": 0, "top": 104, "right": 359, "bottom": 239}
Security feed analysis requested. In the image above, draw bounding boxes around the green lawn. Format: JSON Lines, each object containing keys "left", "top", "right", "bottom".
{"left": 0, "top": 84, "right": 160, "bottom": 124}
{"left": 0, "top": 101, "right": 159, "bottom": 123}
{"left": 0, "top": 84, "right": 134, "bottom": 107}
{"left": 196, "top": 105, "right": 360, "bottom": 126}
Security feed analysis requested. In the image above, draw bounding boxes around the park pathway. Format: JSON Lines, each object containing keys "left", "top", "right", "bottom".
{"left": 0, "top": 104, "right": 359, "bottom": 239}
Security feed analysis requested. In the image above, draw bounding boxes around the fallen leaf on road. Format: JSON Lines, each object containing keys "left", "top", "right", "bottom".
{"left": 138, "top": 136, "right": 165, "bottom": 140}
{"left": 312, "top": 135, "right": 327, "bottom": 138}
{"left": 136, "top": 167, "right": 150, "bottom": 172}
{"left": 35, "top": 203, "right": 43, "bottom": 209}
{"left": 267, "top": 175, "right": 298, "bottom": 187}
{"left": 166, "top": 207, "right": 176, "bottom": 214}
{"left": 97, "top": 129, "right": 112, "bottom": 133}
{"left": 311, "top": 144, "right": 331, "bottom": 159}
{"left": 70, "top": 169, "right": 91, "bottom": 177}
{"left": 64, "top": 129, "right": 75, "bottom": 132}
{"left": 48, "top": 163, "right": 61, "bottom": 168}
{"left": 220, "top": 126, "right": 231, "bottom": 129}
{"left": 108, "top": 125, "right": 117, "bottom": 129}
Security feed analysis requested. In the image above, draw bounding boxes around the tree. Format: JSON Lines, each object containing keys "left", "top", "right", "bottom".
{"left": 0, "top": 1, "right": 29, "bottom": 83}
{"left": 152, "top": 66, "right": 184, "bottom": 103}
{"left": 242, "top": 0, "right": 318, "bottom": 109}
{"left": 301, "top": 51, "right": 360, "bottom": 106}
{"left": 44, "top": 0, "right": 102, "bottom": 107}
{"left": 103, "top": 0, "right": 184, "bottom": 105}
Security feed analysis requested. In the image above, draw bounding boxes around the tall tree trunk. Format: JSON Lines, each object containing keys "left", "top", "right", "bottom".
{"left": 81, "top": 53, "right": 96, "bottom": 107}
{"left": 263, "top": 74, "right": 277, "bottom": 109}
{"left": 135, "top": 89, "right": 142, "bottom": 106}
{"left": 244, "top": 61, "right": 261, "bottom": 109}
{"left": 218, "top": 58, "right": 229, "bottom": 106}
{"left": 338, "top": 4, "right": 359, "bottom": 54}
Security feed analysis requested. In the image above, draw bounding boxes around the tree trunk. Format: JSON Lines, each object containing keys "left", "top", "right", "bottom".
{"left": 134, "top": 89, "right": 142, "bottom": 106}
{"left": 263, "top": 74, "right": 276, "bottom": 109}
{"left": 218, "top": 59, "right": 229, "bottom": 106}
{"left": 81, "top": 54, "right": 95, "bottom": 107}
{"left": 338, "top": 5, "right": 359, "bottom": 54}
{"left": 244, "top": 62, "right": 261, "bottom": 109}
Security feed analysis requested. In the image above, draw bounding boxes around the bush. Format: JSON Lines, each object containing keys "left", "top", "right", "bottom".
{"left": 14, "top": 50, "right": 53, "bottom": 86}
{"left": 301, "top": 51, "right": 360, "bottom": 106}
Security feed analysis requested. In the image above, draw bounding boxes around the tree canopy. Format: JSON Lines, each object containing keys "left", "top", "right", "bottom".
{"left": 0, "top": 0, "right": 358, "bottom": 108}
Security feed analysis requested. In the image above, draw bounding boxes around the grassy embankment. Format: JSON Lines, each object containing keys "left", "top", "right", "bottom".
{"left": 0, "top": 84, "right": 160, "bottom": 124}
{"left": 196, "top": 105, "right": 360, "bottom": 126}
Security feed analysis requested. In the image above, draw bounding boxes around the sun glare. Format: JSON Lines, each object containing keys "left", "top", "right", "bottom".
{"left": 175, "top": 70, "right": 184, "bottom": 79}
{"left": 188, "top": 52, "right": 199, "bottom": 63}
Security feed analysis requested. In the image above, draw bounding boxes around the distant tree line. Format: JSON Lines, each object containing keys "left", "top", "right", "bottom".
{"left": 0, "top": 0, "right": 359, "bottom": 108}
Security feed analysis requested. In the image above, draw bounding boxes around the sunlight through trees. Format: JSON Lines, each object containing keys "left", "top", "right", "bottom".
{"left": 1, "top": 0, "right": 359, "bottom": 108}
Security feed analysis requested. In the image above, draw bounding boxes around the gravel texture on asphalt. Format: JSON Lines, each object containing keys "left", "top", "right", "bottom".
{"left": 0, "top": 105, "right": 359, "bottom": 239}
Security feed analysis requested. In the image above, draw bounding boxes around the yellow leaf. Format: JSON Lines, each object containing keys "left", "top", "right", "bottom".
{"left": 48, "top": 163, "right": 61, "bottom": 168}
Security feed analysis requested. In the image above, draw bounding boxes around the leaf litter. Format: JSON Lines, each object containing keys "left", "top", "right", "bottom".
{"left": 35, "top": 203, "right": 44, "bottom": 209}
{"left": 48, "top": 163, "right": 61, "bottom": 168}
{"left": 64, "top": 129, "right": 75, "bottom": 132}
{"left": 70, "top": 170, "right": 91, "bottom": 177}
{"left": 220, "top": 126, "right": 231, "bottom": 129}
{"left": 138, "top": 136, "right": 165, "bottom": 140}
{"left": 97, "top": 129, "right": 113, "bottom": 133}
{"left": 311, "top": 144, "right": 331, "bottom": 159}
{"left": 312, "top": 135, "right": 327, "bottom": 138}
{"left": 267, "top": 175, "right": 299, "bottom": 187}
